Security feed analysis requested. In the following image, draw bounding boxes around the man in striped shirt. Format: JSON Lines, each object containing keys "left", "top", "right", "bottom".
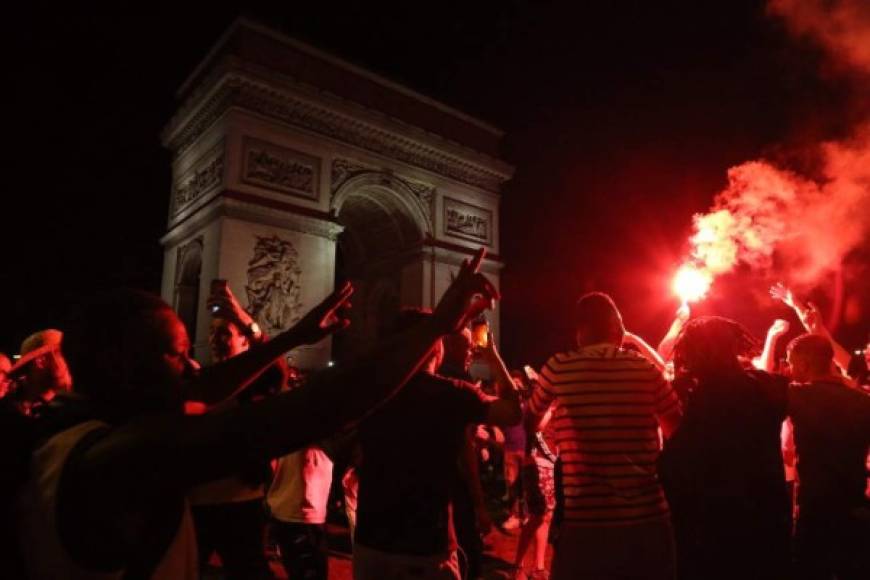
{"left": 529, "top": 292, "right": 682, "bottom": 580}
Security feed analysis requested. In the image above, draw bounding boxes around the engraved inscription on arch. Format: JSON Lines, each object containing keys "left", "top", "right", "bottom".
{"left": 242, "top": 138, "right": 320, "bottom": 200}
{"left": 443, "top": 197, "right": 492, "bottom": 245}
{"left": 172, "top": 144, "right": 224, "bottom": 215}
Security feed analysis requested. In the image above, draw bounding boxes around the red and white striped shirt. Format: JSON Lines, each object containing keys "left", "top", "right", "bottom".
{"left": 530, "top": 343, "right": 679, "bottom": 526}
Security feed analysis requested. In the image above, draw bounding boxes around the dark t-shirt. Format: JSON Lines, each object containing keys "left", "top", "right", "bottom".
{"left": 355, "top": 371, "right": 489, "bottom": 556}
{"left": 661, "top": 370, "right": 790, "bottom": 525}
{"left": 788, "top": 380, "right": 870, "bottom": 515}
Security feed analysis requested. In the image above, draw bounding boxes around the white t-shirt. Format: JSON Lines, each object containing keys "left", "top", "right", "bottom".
{"left": 267, "top": 447, "right": 334, "bottom": 524}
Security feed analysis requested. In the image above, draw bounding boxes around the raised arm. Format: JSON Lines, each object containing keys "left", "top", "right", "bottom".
{"left": 752, "top": 319, "right": 790, "bottom": 373}
{"left": 79, "top": 249, "right": 500, "bottom": 492}
{"left": 624, "top": 331, "right": 666, "bottom": 371}
{"left": 803, "top": 303, "right": 854, "bottom": 378}
{"left": 771, "top": 284, "right": 853, "bottom": 377}
{"left": 770, "top": 283, "right": 810, "bottom": 323}
{"left": 657, "top": 304, "right": 690, "bottom": 362}
{"left": 478, "top": 330, "right": 522, "bottom": 427}
{"left": 185, "top": 294, "right": 347, "bottom": 406}
{"left": 525, "top": 365, "right": 553, "bottom": 432}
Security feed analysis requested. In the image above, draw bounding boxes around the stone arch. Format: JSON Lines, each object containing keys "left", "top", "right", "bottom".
{"left": 331, "top": 172, "right": 431, "bottom": 249}
{"left": 330, "top": 172, "right": 431, "bottom": 359}
{"left": 174, "top": 237, "right": 203, "bottom": 351}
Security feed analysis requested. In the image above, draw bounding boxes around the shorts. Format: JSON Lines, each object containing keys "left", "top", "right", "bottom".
{"left": 523, "top": 461, "right": 556, "bottom": 517}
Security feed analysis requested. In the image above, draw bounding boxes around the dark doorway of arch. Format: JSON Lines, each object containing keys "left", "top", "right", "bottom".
{"left": 332, "top": 187, "right": 427, "bottom": 363}
{"left": 174, "top": 238, "right": 203, "bottom": 357}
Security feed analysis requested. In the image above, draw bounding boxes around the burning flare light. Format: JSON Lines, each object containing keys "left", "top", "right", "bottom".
{"left": 665, "top": 1, "right": 870, "bottom": 315}
{"left": 673, "top": 264, "right": 712, "bottom": 304}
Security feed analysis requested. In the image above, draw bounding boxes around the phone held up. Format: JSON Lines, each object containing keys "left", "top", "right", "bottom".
{"left": 209, "top": 279, "right": 228, "bottom": 313}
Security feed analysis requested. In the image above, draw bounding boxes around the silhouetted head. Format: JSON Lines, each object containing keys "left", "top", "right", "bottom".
{"left": 574, "top": 292, "right": 625, "bottom": 347}
{"left": 209, "top": 318, "right": 250, "bottom": 363}
{"left": 673, "top": 316, "right": 759, "bottom": 378}
{"left": 63, "top": 289, "right": 199, "bottom": 418}
{"left": 787, "top": 333, "right": 835, "bottom": 383}
{"left": 442, "top": 327, "right": 474, "bottom": 373}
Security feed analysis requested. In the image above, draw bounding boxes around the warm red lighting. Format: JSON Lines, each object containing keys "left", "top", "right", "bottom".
{"left": 673, "top": 265, "right": 712, "bottom": 304}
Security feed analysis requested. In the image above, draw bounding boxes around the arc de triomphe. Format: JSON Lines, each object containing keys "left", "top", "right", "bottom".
{"left": 160, "top": 19, "right": 513, "bottom": 368}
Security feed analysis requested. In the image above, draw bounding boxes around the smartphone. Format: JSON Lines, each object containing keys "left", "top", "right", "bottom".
{"left": 209, "top": 279, "right": 228, "bottom": 314}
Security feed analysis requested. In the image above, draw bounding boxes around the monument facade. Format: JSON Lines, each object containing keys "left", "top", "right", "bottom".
{"left": 161, "top": 19, "right": 513, "bottom": 368}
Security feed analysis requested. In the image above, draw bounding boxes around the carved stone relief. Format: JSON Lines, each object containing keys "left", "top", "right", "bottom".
{"left": 173, "top": 144, "right": 224, "bottom": 215}
{"left": 242, "top": 138, "right": 320, "bottom": 200}
{"left": 443, "top": 197, "right": 493, "bottom": 245}
{"left": 245, "top": 235, "right": 304, "bottom": 335}
{"left": 405, "top": 180, "right": 435, "bottom": 219}
{"left": 330, "top": 158, "right": 375, "bottom": 194}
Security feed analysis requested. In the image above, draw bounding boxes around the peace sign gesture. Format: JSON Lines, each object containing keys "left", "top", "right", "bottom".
{"left": 432, "top": 248, "right": 500, "bottom": 334}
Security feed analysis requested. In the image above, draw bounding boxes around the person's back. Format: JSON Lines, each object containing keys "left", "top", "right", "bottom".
{"left": 267, "top": 444, "right": 334, "bottom": 579}
{"left": 662, "top": 316, "right": 790, "bottom": 580}
{"left": 661, "top": 368, "right": 790, "bottom": 578}
{"left": 789, "top": 381, "right": 870, "bottom": 514}
{"left": 786, "top": 334, "right": 870, "bottom": 580}
{"left": 666, "top": 369, "right": 788, "bottom": 505}
{"left": 354, "top": 307, "right": 520, "bottom": 580}
{"left": 533, "top": 345, "right": 676, "bottom": 525}
{"left": 528, "top": 292, "right": 681, "bottom": 580}
{"left": 356, "top": 371, "right": 488, "bottom": 556}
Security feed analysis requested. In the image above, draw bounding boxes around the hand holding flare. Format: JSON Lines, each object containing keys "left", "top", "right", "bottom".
{"left": 673, "top": 264, "right": 712, "bottom": 305}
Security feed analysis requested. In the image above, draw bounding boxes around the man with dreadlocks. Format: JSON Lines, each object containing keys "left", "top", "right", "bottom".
{"left": 659, "top": 316, "right": 792, "bottom": 580}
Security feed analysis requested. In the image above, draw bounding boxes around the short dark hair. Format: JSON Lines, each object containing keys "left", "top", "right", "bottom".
{"left": 62, "top": 288, "right": 173, "bottom": 400}
{"left": 788, "top": 333, "right": 834, "bottom": 376}
{"left": 575, "top": 292, "right": 624, "bottom": 344}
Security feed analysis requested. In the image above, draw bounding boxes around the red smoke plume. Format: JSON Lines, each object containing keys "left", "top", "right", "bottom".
{"left": 768, "top": 0, "right": 870, "bottom": 75}
{"left": 677, "top": 1, "right": 870, "bottom": 299}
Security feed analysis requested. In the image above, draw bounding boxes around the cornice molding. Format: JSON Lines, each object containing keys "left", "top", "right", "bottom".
{"left": 161, "top": 191, "right": 344, "bottom": 248}
{"left": 163, "top": 72, "right": 513, "bottom": 193}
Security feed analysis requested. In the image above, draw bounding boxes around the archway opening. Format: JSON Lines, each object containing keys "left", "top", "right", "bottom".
{"left": 174, "top": 239, "right": 203, "bottom": 355}
{"left": 333, "top": 187, "right": 426, "bottom": 362}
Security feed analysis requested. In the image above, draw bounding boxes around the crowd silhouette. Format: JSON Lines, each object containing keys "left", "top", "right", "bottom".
{"left": 2, "top": 248, "right": 868, "bottom": 579}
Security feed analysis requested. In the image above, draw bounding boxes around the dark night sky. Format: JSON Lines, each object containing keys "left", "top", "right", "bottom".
{"left": 0, "top": 1, "right": 859, "bottom": 364}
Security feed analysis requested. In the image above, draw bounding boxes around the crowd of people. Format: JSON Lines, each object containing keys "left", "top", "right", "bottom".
{"left": 1, "top": 247, "right": 868, "bottom": 580}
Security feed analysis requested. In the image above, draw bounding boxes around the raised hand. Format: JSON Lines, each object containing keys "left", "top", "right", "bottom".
{"left": 769, "top": 318, "right": 790, "bottom": 337}
{"left": 676, "top": 303, "right": 691, "bottom": 323}
{"left": 207, "top": 280, "right": 255, "bottom": 328}
{"left": 432, "top": 248, "right": 500, "bottom": 334}
{"left": 770, "top": 283, "right": 798, "bottom": 310}
{"left": 292, "top": 281, "right": 354, "bottom": 345}
{"left": 802, "top": 302, "right": 826, "bottom": 336}
{"left": 523, "top": 364, "right": 541, "bottom": 384}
